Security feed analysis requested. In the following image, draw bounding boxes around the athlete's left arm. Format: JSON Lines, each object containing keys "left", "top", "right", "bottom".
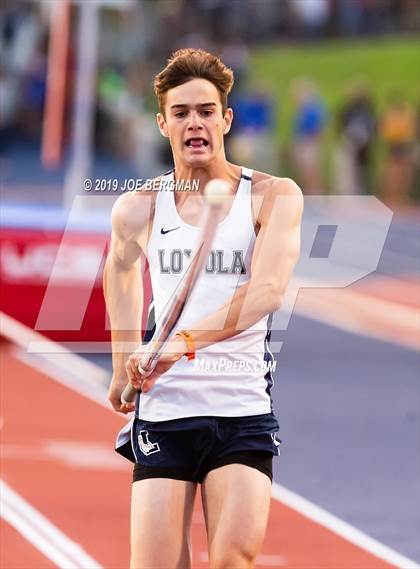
{"left": 186, "top": 177, "right": 303, "bottom": 349}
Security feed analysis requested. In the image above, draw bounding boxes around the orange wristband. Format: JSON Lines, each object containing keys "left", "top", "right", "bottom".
{"left": 176, "top": 330, "right": 195, "bottom": 361}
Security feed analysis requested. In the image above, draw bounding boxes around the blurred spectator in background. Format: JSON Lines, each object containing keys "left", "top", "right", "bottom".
{"left": 0, "top": 2, "right": 47, "bottom": 145}
{"left": 0, "top": 64, "right": 19, "bottom": 154}
{"left": 0, "top": 2, "right": 43, "bottom": 76}
{"left": 97, "top": 66, "right": 126, "bottom": 156}
{"left": 336, "top": 0, "right": 365, "bottom": 36}
{"left": 290, "top": 77, "right": 327, "bottom": 194}
{"left": 414, "top": 105, "right": 420, "bottom": 201}
{"left": 398, "top": 0, "right": 420, "bottom": 32}
{"left": 228, "top": 83, "right": 276, "bottom": 173}
{"left": 379, "top": 93, "right": 417, "bottom": 205}
{"left": 20, "top": 34, "right": 47, "bottom": 142}
{"left": 333, "top": 80, "right": 376, "bottom": 194}
{"left": 97, "top": 64, "right": 163, "bottom": 177}
{"left": 121, "top": 65, "right": 163, "bottom": 178}
{"left": 220, "top": 37, "right": 249, "bottom": 92}
{"left": 289, "top": 0, "right": 330, "bottom": 39}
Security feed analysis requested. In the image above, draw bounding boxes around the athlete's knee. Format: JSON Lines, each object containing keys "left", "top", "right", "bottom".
{"left": 130, "top": 540, "right": 192, "bottom": 569}
{"left": 209, "top": 544, "right": 257, "bottom": 569}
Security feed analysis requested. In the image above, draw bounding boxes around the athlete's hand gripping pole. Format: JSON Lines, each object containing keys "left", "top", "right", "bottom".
{"left": 120, "top": 179, "right": 231, "bottom": 405}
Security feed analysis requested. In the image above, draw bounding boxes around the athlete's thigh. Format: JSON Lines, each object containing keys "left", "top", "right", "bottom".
{"left": 131, "top": 477, "right": 197, "bottom": 569}
{"left": 201, "top": 464, "right": 271, "bottom": 567}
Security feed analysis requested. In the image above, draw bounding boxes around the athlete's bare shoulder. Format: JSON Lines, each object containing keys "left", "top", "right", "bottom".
{"left": 250, "top": 170, "right": 303, "bottom": 227}
{"left": 111, "top": 177, "right": 160, "bottom": 243}
{"left": 251, "top": 170, "right": 303, "bottom": 198}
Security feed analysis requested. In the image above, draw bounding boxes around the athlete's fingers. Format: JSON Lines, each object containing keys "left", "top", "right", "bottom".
{"left": 130, "top": 376, "right": 142, "bottom": 391}
{"left": 125, "top": 360, "right": 134, "bottom": 382}
{"left": 119, "top": 401, "right": 135, "bottom": 414}
{"left": 120, "top": 387, "right": 137, "bottom": 409}
{"left": 140, "top": 356, "right": 180, "bottom": 392}
{"left": 126, "top": 357, "right": 153, "bottom": 391}
{"left": 136, "top": 371, "right": 153, "bottom": 392}
{"left": 140, "top": 370, "right": 161, "bottom": 393}
{"left": 125, "top": 366, "right": 140, "bottom": 392}
{"left": 109, "top": 394, "right": 133, "bottom": 414}
{"left": 138, "top": 361, "right": 153, "bottom": 378}
{"left": 126, "top": 358, "right": 142, "bottom": 386}
{"left": 127, "top": 354, "right": 143, "bottom": 382}
{"left": 116, "top": 403, "right": 129, "bottom": 414}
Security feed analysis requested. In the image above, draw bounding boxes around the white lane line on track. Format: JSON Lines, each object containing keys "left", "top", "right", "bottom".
{"left": 0, "top": 441, "right": 128, "bottom": 470}
{"left": 272, "top": 483, "right": 420, "bottom": 569}
{"left": 2, "top": 312, "right": 419, "bottom": 569}
{"left": 0, "top": 311, "right": 109, "bottom": 387}
{"left": 0, "top": 479, "right": 104, "bottom": 569}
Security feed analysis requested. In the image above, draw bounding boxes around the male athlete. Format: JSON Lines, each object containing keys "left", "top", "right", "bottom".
{"left": 104, "top": 49, "right": 303, "bottom": 569}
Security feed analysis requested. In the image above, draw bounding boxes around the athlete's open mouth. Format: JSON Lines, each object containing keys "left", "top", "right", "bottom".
{"left": 185, "top": 138, "right": 209, "bottom": 148}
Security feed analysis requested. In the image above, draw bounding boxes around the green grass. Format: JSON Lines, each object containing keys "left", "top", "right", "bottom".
{"left": 250, "top": 36, "right": 419, "bottom": 144}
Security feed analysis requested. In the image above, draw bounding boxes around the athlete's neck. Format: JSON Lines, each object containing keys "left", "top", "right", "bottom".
{"left": 173, "top": 160, "right": 241, "bottom": 199}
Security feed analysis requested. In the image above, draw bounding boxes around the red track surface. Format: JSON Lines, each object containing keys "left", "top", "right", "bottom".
{"left": 1, "top": 343, "right": 394, "bottom": 568}
{"left": 0, "top": 522, "right": 55, "bottom": 569}
{"left": 352, "top": 275, "right": 419, "bottom": 308}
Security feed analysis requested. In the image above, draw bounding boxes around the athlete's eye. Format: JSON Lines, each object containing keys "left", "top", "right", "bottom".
{"left": 201, "top": 110, "right": 213, "bottom": 116}
{"left": 175, "top": 112, "right": 186, "bottom": 118}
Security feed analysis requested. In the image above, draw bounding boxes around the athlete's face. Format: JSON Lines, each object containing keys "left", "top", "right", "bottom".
{"left": 157, "top": 78, "right": 233, "bottom": 167}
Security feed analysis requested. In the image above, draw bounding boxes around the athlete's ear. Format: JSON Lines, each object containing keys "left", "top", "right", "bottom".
{"left": 223, "top": 108, "right": 233, "bottom": 135}
{"left": 156, "top": 113, "right": 169, "bottom": 138}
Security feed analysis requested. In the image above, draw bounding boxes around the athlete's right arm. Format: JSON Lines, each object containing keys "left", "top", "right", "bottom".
{"left": 103, "top": 190, "right": 153, "bottom": 413}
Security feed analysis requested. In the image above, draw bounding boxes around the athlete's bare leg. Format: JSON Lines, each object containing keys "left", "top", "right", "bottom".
{"left": 201, "top": 464, "right": 272, "bottom": 569}
{"left": 130, "top": 478, "right": 197, "bottom": 569}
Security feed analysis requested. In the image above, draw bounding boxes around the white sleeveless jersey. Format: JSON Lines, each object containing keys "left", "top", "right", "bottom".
{"left": 138, "top": 167, "right": 274, "bottom": 421}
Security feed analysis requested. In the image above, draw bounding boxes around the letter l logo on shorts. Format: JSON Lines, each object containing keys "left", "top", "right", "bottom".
{"left": 138, "top": 430, "right": 161, "bottom": 456}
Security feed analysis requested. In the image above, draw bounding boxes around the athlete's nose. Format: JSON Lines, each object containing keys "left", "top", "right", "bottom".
{"left": 187, "top": 111, "right": 203, "bottom": 131}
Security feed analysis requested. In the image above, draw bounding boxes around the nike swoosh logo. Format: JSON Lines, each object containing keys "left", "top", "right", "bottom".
{"left": 161, "top": 226, "right": 180, "bottom": 235}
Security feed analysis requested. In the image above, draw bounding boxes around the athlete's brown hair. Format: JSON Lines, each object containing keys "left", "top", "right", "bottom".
{"left": 154, "top": 48, "right": 234, "bottom": 116}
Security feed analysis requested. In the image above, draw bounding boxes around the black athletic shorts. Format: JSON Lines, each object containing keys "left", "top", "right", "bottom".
{"left": 129, "top": 413, "right": 281, "bottom": 484}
